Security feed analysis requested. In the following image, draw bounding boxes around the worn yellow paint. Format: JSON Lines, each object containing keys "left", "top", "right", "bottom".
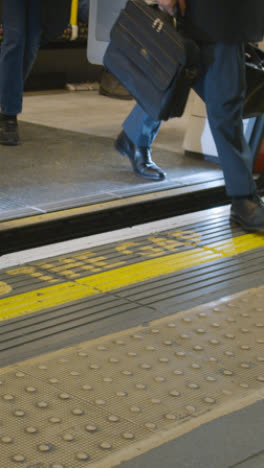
{"left": 0, "top": 233, "right": 264, "bottom": 321}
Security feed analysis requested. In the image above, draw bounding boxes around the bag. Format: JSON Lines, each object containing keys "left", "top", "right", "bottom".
{"left": 103, "top": 0, "right": 200, "bottom": 121}
{"left": 243, "top": 43, "right": 264, "bottom": 119}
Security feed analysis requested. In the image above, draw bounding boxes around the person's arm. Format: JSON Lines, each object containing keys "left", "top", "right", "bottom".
{"left": 157, "top": 0, "right": 186, "bottom": 16}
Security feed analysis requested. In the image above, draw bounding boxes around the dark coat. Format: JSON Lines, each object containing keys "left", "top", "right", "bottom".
{"left": 185, "top": 0, "right": 264, "bottom": 43}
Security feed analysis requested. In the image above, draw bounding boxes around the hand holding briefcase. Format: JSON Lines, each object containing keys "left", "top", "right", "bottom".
{"left": 103, "top": 0, "right": 200, "bottom": 121}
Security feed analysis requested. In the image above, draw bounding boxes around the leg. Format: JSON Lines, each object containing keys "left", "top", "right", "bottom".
{"left": 115, "top": 103, "right": 166, "bottom": 181}
{"left": 23, "top": 0, "right": 41, "bottom": 82}
{"left": 194, "top": 42, "right": 264, "bottom": 231}
{"left": 0, "top": 0, "right": 27, "bottom": 116}
{"left": 195, "top": 42, "right": 256, "bottom": 197}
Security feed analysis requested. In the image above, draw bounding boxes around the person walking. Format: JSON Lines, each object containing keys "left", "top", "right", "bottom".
{"left": 115, "top": 0, "right": 264, "bottom": 232}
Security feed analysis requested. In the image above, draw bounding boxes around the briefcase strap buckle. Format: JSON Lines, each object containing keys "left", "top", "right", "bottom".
{"left": 152, "top": 18, "right": 164, "bottom": 33}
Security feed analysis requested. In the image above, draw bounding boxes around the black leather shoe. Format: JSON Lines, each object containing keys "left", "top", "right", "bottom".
{"left": 0, "top": 114, "right": 19, "bottom": 146}
{"left": 115, "top": 131, "right": 166, "bottom": 181}
{"left": 230, "top": 194, "right": 264, "bottom": 232}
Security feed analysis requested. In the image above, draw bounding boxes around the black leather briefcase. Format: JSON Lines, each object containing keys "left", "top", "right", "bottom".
{"left": 103, "top": 0, "right": 200, "bottom": 121}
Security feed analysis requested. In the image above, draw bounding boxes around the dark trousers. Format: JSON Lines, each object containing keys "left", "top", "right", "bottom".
{"left": 123, "top": 42, "right": 256, "bottom": 197}
{"left": 0, "top": 0, "right": 41, "bottom": 115}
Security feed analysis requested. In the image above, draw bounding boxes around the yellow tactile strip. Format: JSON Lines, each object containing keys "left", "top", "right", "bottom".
{"left": 1, "top": 286, "right": 264, "bottom": 468}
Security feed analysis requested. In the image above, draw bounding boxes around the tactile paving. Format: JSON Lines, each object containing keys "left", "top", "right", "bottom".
{"left": 1, "top": 285, "right": 264, "bottom": 467}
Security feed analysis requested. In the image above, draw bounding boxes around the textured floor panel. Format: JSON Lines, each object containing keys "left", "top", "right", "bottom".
{"left": 1, "top": 286, "right": 264, "bottom": 467}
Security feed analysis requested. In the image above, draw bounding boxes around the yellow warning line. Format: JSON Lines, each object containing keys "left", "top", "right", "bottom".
{"left": 0, "top": 233, "right": 263, "bottom": 321}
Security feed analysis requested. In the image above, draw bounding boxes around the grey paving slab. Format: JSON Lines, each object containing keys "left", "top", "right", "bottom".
{"left": 0, "top": 122, "right": 223, "bottom": 220}
{"left": 115, "top": 401, "right": 264, "bottom": 468}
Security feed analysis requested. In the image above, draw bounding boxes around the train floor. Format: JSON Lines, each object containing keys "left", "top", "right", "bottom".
{"left": 0, "top": 206, "right": 264, "bottom": 467}
{"left": 0, "top": 89, "right": 224, "bottom": 223}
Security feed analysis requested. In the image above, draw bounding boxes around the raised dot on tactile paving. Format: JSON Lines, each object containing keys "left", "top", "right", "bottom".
{"left": 164, "top": 340, "right": 173, "bottom": 346}
{"left": 1, "top": 436, "right": 13, "bottom": 443}
{"left": 49, "top": 378, "right": 59, "bottom": 384}
{"left": 85, "top": 424, "right": 97, "bottom": 432}
{"left": 90, "top": 364, "right": 100, "bottom": 370}
{"left": 185, "top": 405, "right": 196, "bottom": 414}
{"left": 122, "top": 432, "right": 135, "bottom": 440}
{"left": 82, "top": 384, "right": 93, "bottom": 391}
{"left": 225, "top": 334, "right": 235, "bottom": 339}
{"left": 256, "top": 323, "right": 264, "bottom": 328}
{"left": 12, "top": 455, "right": 25, "bottom": 463}
{"left": 121, "top": 370, "right": 133, "bottom": 376}
{"left": 224, "top": 351, "right": 234, "bottom": 357}
{"left": 70, "top": 371, "right": 80, "bottom": 376}
{"left": 199, "top": 312, "right": 207, "bottom": 318}
{"left": 15, "top": 372, "right": 26, "bottom": 377}
{"left": 227, "top": 317, "right": 236, "bottom": 323}
{"left": 213, "top": 307, "right": 221, "bottom": 313}
{"left": 77, "top": 352, "right": 88, "bottom": 357}
{"left": 154, "top": 376, "right": 166, "bottom": 382}
{"left": 193, "top": 345, "right": 203, "bottom": 351}
{"left": 38, "top": 365, "right": 47, "bottom": 370}
{"left": 151, "top": 329, "right": 160, "bottom": 334}
{"left": 3, "top": 394, "right": 14, "bottom": 401}
{"left": 49, "top": 417, "right": 61, "bottom": 424}
{"left": 240, "top": 363, "right": 250, "bottom": 369}
{"left": 114, "top": 340, "right": 126, "bottom": 345}
{"left": 130, "top": 406, "right": 141, "bottom": 413}
{"left": 103, "top": 377, "right": 113, "bottom": 383}
{"left": 211, "top": 323, "right": 220, "bottom": 328}
{"left": 76, "top": 452, "right": 90, "bottom": 461}
{"left": 72, "top": 408, "right": 84, "bottom": 415}
{"left": 204, "top": 397, "right": 216, "bottom": 404}
{"left": 183, "top": 317, "right": 192, "bottom": 324}
{"left": 159, "top": 358, "right": 169, "bottom": 363}
{"left": 136, "top": 384, "right": 146, "bottom": 390}
{"left": 165, "top": 413, "right": 176, "bottom": 420}
{"left": 173, "top": 370, "right": 183, "bottom": 376}
{"left": 128, "top": 352, "right": 137, "bottom": 357}
{"left": 168, "top": 322, "right": 177, "bottom": 327}
{"left": 206, "top": 376, "right": 216, "bottom": 382}
{"left": 257, "top": 339, "right": 264, "bottom": 344}
{"left": 25, "top": 427, "right": 38, "bottom": 434}
{"left": 95, "top": 399, "right": 106, "bottom": 406}
{"left": 26, "top": 386, "right": 37, "bottom": 393}
{"left": 100, "top": 442, "right": 112, "bottom": 450}
{"left": 175, "top": 351, "right": 186, "bottom": 357}
{"left": 38, "top": 444, "right": 51, "bottom": 452}
{"left": 107, "top": 415, "right": 119, "bottom": 423}
{"left": 191, "top": 363, "right": 201, "bottom": 369}
{"left": 145, "top": 346, "right": 156, "bottom": 351}
{"left": 258, "top": 357, "right": 264, "bottom": 362}
{"left": 62, "top": 433, "right": 75, "bottom": 442}
{"left": 59, "top": 393, "right": 70, "bottom": 400}
{"left": 132, "top": 334, "right": 143, "bottom": 340}
{"left": 51, "top": 464, "right": 65, "bottom": 468}
{"left": 210, "top": 339, "right": 220, "bottom": 345}
{"left": 223, "top": 370, "right": 233, "bottom": 376}
{"left": 240, "top": 383, "right": 249, "bottom": 389}
{"left": 145, "top": 422, "right": 157, "bottom": 430}
{"left": 241, "top": 345, "right": 251, "bottom": 350}
{"left": 97, "top": 346, "right": 108, "bottom": 351}
{"left": 169, "top": 390, "right": 180, "bottom": 397}
{"left": 14, "top": 410, "right": 25, "bottom": 417}
{"left": 141, "top": 363, "right": 152, "bottom": 369}
{"left": 151, "top": 398, "right": 161, "bottom": 404}
{"left": 196, "top": 328, "right": 206, "bottom": 334}
{"left": 116, "top": 391, "right": 127, "bottom": 397}
{"left": 180, "top": 334, "right": 190, "bottom": 339}
{"left": 257, "top": 376, "right": 264, "bottom": 382}
{"left": 37, "top": 401, "right": 48, "bottom": 408}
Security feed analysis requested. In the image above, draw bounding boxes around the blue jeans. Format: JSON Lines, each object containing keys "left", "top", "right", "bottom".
{"left": 0, "top": 0, "right": 41, "bottom": 116}
{"left": 123, "top": 42, "right": 256, "bottom": 197}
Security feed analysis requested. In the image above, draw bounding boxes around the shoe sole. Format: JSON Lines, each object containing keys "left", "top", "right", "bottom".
{"left": 230, "top": 214, "right": 264, "bottom": 233}
{"left": 99, "top": 88, "right": 133, "bottom": 101}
